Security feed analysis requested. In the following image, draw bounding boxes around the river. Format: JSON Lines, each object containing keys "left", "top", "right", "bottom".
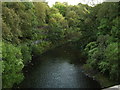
{"left": 19, "top": 45, "right": 101, "bottom": 89}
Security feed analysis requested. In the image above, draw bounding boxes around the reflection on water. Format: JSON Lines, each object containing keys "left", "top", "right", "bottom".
{"left": 19, "top": 46, "right": 101, "bottom": 89}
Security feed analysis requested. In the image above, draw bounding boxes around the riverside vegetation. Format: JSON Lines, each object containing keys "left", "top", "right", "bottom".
{"left": 1, "top": 2, "right": 119, "bottom": 88}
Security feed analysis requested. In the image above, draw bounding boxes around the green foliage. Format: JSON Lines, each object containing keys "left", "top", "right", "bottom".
{"left": 2, "top": 22, "right": 13, "bottom": 42}
{"left": 83, "top": 2, "right": 119, "bottom": 82}
{"left": 96, "top": 2, "right": 119, "bottom": 20}
{"left": 20, "top": 44, "right": 32, "bottom": 64}
{"left": 2, "top": 42, "right": 24, "bottom": 88}
{"left": 84, "top": 42, "right": 98, "bottom": 52}
{"left": 84, "top": 42, "right": 99, "bottom": 69}
{"left": 66, "top": 11, "right": 79, "bottom": 27}
{"left": 34, "top": 2, "right": 48, "bottom": 25}
{"left": 47, "top": 27, "right": 65, "bottom": 43}
{"left": 111, "top": 17, "right": 119, "bottom": 39}
{"left": 98, "top": 61, "right": 110, "bottom": 74}
{"left": 32, "top": 41, "right": 51, "bottom": 56}
{"left": 2, "top": 2, "right": 51, "bottom": 88}
{"left": 105, "top": 42, "right": 119, "bottom": 81}
{"left": 98, "top": 18, "right": 110, "bottom": 35}
{"left": 53, "top": 2, "right": 67, "bottom": 16}
{"left": 48, "top": 10, "right": 68, "bottom": 43}
{"left": 85, "top": 37, "right": 119, "bottom": 81}
{"left": 2, "top": 1, "right": 119, "bottom": 88}
{"left": 49, "top": 13, "right": 65, "bottom": 26}
{"left": 2, "top": 6, "right": 22, "bottom": 43}
{"left": 18, "top": 2, "right": 38, "bottom": 40}
{"left": 48, "top": 7, "right": 59, "bottom": 15}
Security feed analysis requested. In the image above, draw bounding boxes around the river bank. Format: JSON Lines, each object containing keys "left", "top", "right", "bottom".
{"left": 81, "top": 64, "right": 119, "bottom": 89}
{"left": 16, "top": 44, "right": 101, "bottom": 88}
{"left": 14, "top": 42, "right": 119, "bottom": 89}
{"left": 67, "top": 41, "right": 120, "bottom": 89}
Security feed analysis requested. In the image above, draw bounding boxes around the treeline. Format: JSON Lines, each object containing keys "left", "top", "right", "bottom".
{"left": 2, "top": 2, "right": 85, "bottom": 88}
{"left": 81, "top": 2, "right": 120, "bottom": 83}
{"left": 2, "top": 2, "right": 65, "bottom": 88}
{"left": 68, "top": 2, "right": 119, "bottom": 86}
{"left": 1, "top": 2, "right": 119, "bottom": 88}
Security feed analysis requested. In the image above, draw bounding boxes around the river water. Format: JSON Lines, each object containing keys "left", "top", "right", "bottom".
{"left": 19, "top": 45, "right": 101, "bottom": 89}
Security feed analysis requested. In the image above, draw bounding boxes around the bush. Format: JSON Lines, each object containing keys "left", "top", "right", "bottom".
{"left": 32, "top": 41, "right": 51, "bottom": 56}
{"left": 20, "top": 44, "right": 32, "bottom": 64}
{"left": 105, "top": 42, "right": 119, "bottom": 81}
{"left": 2, "top": 42, "right": 24, "bottom": 88}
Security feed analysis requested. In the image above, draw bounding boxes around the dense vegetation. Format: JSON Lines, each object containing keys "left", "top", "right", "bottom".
{"left": 1, "top": 2, "right": 119, "bottom": 88}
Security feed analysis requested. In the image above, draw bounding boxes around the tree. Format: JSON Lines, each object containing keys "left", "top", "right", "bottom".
{"left": 66, "top": 11, "right": 79, "bottom": 27}
{"left": 105, "top": 42, "right": 119, "bottom": 81}
{"left": 2, "top": 42, "right": 24, "bottom": 88}
{"left": 53, "top": 2, "right": 67, "bottom": 16}
{"left": 34, "top": 2, "right": 49, "bottom": 25}
{"left": 2, "top": 5, "right": 22, "bottom": 44}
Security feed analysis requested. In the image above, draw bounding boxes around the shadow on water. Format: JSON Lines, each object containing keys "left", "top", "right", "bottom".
{"left": 17, "top": 45, "right": 101, "bottom": 89}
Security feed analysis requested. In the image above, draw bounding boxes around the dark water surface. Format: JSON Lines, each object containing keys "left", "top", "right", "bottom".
{"left": 19, "top": 46, "right": 101, "bottom": 89}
